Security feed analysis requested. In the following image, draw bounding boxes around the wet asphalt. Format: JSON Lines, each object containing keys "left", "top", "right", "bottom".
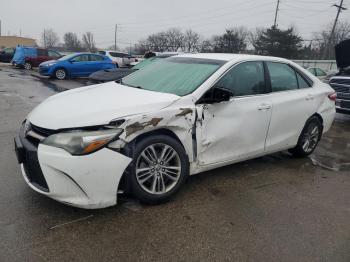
{"left": 0, "top": 66, "right": 349, "bottom": 262}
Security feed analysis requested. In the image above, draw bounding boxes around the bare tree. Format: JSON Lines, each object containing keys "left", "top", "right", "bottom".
{"left": 41, "top": 29, "right": 59, "bottom": 48}
{"left": 82, "top": 32, "right": 96, "bottom": 52}
{"left": 147, "top": 32, "right": 170, "bottom": 52}
{"left": 63, "top": 32, "right": 82, "bottom": 52}
{"left": 165, "top": 28, "right": 185, "bottom": 51}
{"left": 184, "top": 29, "right": 201, "bottom": 52}
{"left": 313, "top": 21, "right": 350, "bottom": 59}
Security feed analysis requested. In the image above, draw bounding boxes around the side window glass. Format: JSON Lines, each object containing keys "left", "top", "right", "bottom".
{"left": 4, "top": 48, "right": 14, "bottom": 54}
{"left": 307, "top": 68, "right": 316, "bottom": 76}
{"left": 90, "top": 55, "right": 104, "bottom": 61}
{"left": 296, "top": 73, "right": 311, "bottom": 89}
{"left": 37, "top": 49, "right": 48, "bottom": 56}
{"left": 72, "top": 55, "right": 89, "bottom": 62}
{"left": 48, "top": 51, "right": 60, "bottom": 57}
{"left": 215, "top": 61, "right": 266, "bottom": 96}
{"left": 315, "top": 68, "right": 326, "bottom": 76}
{"left": 267, "top": 62, "right": 298, "bottom": 92}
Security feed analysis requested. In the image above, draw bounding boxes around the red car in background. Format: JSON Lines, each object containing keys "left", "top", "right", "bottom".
{"left": 24, "top": 49, "right": 62, "bottom": 70}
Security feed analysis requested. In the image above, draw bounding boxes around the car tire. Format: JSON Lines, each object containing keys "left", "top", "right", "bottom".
{"left": 24, "top": 62, "right": 32, "bottom": 70}
{"left": 54, "top": 68, "right": 67, "bottom": 80}
{"left": 289, "top": 116, "right": 323, "bottom": 158}
{"left": 128, "top": 135, "right": 189, "bottom": 204}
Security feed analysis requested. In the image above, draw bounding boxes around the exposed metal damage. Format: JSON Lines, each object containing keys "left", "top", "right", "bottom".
{"left": 125, "top": 117, "right": 163, "bottom": 137}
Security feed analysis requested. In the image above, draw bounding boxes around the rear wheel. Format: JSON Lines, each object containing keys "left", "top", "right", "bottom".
{"left": 24, "top": 62, "right": 32, "bottom": 70}
{"left": 129, "top": 135, "right": 189, "bottom": 204}
{"left": 289, "top": 116, "right": 322, "bottom": 157}
{"left": 54, "top": 68, "right": 67, "bottom": 80}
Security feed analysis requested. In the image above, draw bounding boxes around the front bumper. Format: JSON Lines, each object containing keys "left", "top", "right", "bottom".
{"left": 335, "top": 95, "right": 350, "bottom": 114}
{"left": 15, "top": 125, "right": 132, "bottom": 209}
{"left": 39, "top": 66, "right": 51, "bottom": 76}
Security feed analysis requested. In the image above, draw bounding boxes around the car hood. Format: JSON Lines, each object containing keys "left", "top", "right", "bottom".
{"left": 335, "top": 39, "right": 350, "bottom": 69}
{"left": 28, "top": 81, "right": 180, "bottom": 130}
{"left": 40, "top": 60, "right": 58, "bottom": 66}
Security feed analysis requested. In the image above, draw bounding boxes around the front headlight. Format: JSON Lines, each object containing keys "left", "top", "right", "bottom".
{"left": 46, "top": 63, "right": 56, "bottom": 67}
{"left": 42, "top": 128, "right": 123, "bottom": 155}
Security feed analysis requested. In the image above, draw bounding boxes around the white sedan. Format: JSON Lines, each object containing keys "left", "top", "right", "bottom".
{"left": 14, "top": 54, "right": 336, "bottom": 209}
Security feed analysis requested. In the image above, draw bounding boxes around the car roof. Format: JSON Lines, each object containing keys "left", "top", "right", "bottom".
{"left": 175, "top": 53, "right": 292, "bottom": 63}
{"left": 100, "top": 50, "right": 128, "bottom": 54}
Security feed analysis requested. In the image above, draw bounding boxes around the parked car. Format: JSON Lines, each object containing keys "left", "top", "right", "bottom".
{"left": 14, "top": 54, "right": 335, "bottom": 209}
{"left": 11, "top": 46, "right": 37, "bottom": 67}
{"left": 306, "top": 67, "right": 329, "bottom": 81}
{"left": 39, "top": 53, "right": 115, "bottom": 80}
{"left": 0, "top": 47, "right": 15, "bottom": 63}
{"left": 97, "top": 50, "right": 137, "bottom": 67}
{"left": 329, "top": 39, "right": 350, "bottom": 114}
{"left": 88, "top": 54, "right": 176, "bottom": 83}
{"left": 23, "top": 49, "right": 62, "bottom": 70}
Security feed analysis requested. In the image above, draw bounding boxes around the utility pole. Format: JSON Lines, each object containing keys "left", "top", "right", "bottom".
{"left": 273, "top": 0, "right": 280, "bottom": 28}
{"left": 0, "top": 20, "right": 2, "bottom": 36}
{"left": 43, "top": 29, "right": 46, "bottom": 48}
{"left": 323, "top": 0, "right": 347, "bottom": 59}
{"left": 114, "top": 24, "right": 117, "bottom": 51}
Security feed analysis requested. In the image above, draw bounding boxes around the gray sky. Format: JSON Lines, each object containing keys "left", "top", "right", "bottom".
{"left": 0, "top": 0, "right": 349, "bottom": 49}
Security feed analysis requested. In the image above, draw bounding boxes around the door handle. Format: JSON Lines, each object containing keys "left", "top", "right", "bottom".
{"left": 258, "top": 104, "right": 271, "bottom": 110}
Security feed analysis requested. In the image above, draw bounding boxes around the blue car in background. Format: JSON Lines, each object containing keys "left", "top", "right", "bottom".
{"left": 39, "top": 53, "right": 115, "bottom": 80}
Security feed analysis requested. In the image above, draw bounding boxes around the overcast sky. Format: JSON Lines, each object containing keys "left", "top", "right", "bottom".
{"left": 0, "top": 0, "right": 349, "bottom": 49}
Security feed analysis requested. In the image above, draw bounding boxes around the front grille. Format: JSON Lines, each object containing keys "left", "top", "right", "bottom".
{"left": 330, "top": 84, "right": 350, "bottom": 94}
{"left": 20, "top": 122, "right": 50, "bottom": 192}
{"left": 26, "top": 124, "right": 55, "bottom": 145}
{"left": 329, "top": 78, "right": 350, "bottom": 94}
{"left": 330, "top": 78, "right": 350, "bottom": 85}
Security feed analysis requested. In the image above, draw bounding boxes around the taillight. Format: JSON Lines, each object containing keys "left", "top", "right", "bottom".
{"left": 328, "top": 92, "right": 337, "bottom": 101}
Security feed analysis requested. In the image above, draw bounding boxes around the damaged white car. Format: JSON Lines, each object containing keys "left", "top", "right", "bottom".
{"left": 14, "top": 54, "right": 336, "bottom": 209}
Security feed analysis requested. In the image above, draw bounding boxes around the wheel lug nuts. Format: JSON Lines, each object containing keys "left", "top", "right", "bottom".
{"left": 162, "top": 168, "right": 165, "bottom": 171}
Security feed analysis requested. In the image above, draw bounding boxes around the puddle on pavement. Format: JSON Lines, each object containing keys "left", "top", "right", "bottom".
{"left": 309, "top": 155, "right": 350, "bottom": 172}
{"left": 39, "top": 80, "right": 68, "bottom": 92}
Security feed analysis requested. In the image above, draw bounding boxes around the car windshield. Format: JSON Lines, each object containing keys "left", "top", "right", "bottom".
{"left": 133, "top": 57, "right": 162, "bottom": 70}
{"left": 122, "top": 57, "right": 225, "bottom": 96}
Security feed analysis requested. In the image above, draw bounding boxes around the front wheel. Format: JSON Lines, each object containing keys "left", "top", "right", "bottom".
{"left": 54, "top": 68, "right": 67, "bottom": 80}
{"left": 289, "top": 116, "right": 322, "bottom": 157}
{"left": 129, "top": 135, "right": 189, "bottom": 204}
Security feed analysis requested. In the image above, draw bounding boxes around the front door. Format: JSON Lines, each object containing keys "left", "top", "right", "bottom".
{"left": 70, "top": 54, "right": 90, "bottom": 76}
{"left": 197, "top": 61, "right": 272, "bottom": 166}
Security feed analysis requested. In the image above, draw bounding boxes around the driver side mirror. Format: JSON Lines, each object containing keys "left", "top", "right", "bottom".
{"left": 198, "top": 86, "right": 234, "bottom": 104}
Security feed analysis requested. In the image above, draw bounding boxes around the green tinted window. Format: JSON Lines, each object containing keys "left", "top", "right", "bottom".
{"left": 215, "top": 61, "right": 266, "bottom": 96}
{"left": 122, "top": 57, "right": 224, "bottom": 96}
{"left": 267, "top": 62, "right": 298, "bottom": 92}
{"left": 133, "top": 57, "right": 161, "bottom": 70}
{"left": 296, "top": 73, "right": 311, "bottom": 89}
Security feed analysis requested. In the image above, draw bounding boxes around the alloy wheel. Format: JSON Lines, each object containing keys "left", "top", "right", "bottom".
{"left": 56, "top": 69, "right": 66, "bottom": 80}
{"left": 135, "top": 143, "right": 181, "bottom": 195}
{"left": 302, "top": 122, "right": 320, "bottom": 153}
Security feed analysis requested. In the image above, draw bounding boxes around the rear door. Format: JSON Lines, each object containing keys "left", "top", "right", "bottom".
{"left": 197, "top": 61, "right": 272, "bottom": 165}
{"left": 264, "top": 62, "right": 315, "bottom": 152}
